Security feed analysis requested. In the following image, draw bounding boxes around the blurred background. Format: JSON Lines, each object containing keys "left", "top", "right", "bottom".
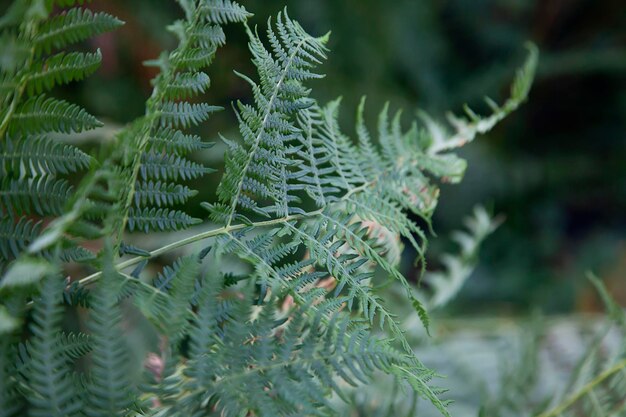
{"left": 69, "top": 0, "right": 625, "bottom": 317}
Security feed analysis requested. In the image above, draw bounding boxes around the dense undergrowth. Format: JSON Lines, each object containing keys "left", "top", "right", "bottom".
{"left": 1, "top": 1, "right": 624, "bottom": 416}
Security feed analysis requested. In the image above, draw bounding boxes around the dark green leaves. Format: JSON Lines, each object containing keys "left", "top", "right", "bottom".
{"left": 35, "top": 8, "right": 124, "bottom": 55}
{"left": 27, "top": 274, "right": 82, "bottom": 417}
{"left": 26, "top": 50, "right": 103, "bottom": 95}
{"left": 9, "top": 95, "right": 102, "bottom": 135}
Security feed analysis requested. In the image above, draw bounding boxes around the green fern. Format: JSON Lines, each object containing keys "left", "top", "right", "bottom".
{"left": 110, "top": 0, "right": 251, "bottom": 243}
{"left": 0, "top": 177, "right": 73, "bottom": 217}
{"left": 0, "top": 1, "right": 541, "bottom": 417}
{"left": 34, "top": 8, "right": 122, "bottom": 55}
{"left": 25, "top": 50, "right": 103, "bottom": 95}
{"left": 0, "top": 0, "right": 122, "bottom": 270}
{"left": 84, "top": 246, "right": 135, "bottom": 417}
{"left": 26, "top": 272, "right": 82, "bottom": 417}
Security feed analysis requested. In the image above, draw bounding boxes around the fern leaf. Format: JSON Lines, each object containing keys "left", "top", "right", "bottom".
{"left": 178, "top": 280, "right": 445, "bottom": 417}
{"left": 171, "top": 45, "right": 217, "bottom": 70}
{"left": 147, "top": 127, "right": 212, "bottom": 153}
{"left": 9, "top": 95, "right": 102, "bottom": 135}
{"left": 198, "top": 0, "right": 253, "bottom": 24}
{"left": 159, "top": 101, "right": 221, "bottom": 128}
{"left": 164, "top": 71, "right": 211, "bottom": 100}
{"left": 35, "top": 8, "right": 124, "bottom": 55}
{"left": 26, "top": 50, "right": 102, "bottom": 96}
{"left": 127, "top": 207, "right": 201, "bottom": 233}
{"left": 85, "top": 248, "right": 134, "bottom": 417}
{"left": 189, "top": 23, "right": 226, "bottom": 47}
{"left": 0, "top": 136, "right": 91, "bottom": 176}
{"left": 216, "top": 10, "right": 328, "bottom": 223}
{"left": 57, "top": 332, "right": 93, "bottom": 360}
{"left": 140, "top": 151, "right": 214, "bottom": 181}
{"left": 0, "top": 218, "right": 41, "bottom": 262}
{"left": 0, "top": 177, "right": 72, "bottom": 217}
{"left": 422, "top": 44, "right": 539, "bottom": 155}
{"left": 27, "top": 274, "right": 82, "bottom": 417}
{"left": 134, "top": 180, "right": 198, "bottom": 207}
{"left": 423, "top": 206, "right": 500, "bottom": 310}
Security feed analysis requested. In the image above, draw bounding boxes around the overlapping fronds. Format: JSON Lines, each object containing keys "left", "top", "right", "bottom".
{"left": 113, "top": 0, "right": 251, "bottom": 242}
{"left": 146, "top": 273, "right": 447, "bottom": 417}
{"left": 0, "top": 0, "right": 122, "bottom": 270}
{"left": 0, "top": 2, "right": 540, "bottom": 417}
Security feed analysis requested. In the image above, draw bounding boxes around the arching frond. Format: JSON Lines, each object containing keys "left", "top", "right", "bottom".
{"left": 26, "top": 50, "right": 102, "bottom": 95}
{"left": 35, "top": 8, "right": 123, "bottom": 54}
{"left": 0, "top": 136, "right": 91, "bottom": 177}
{"left": 9, "top": 95, "right": 102, "bottom": 135}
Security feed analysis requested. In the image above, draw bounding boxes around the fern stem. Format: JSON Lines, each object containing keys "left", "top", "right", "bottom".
{"left": 113, "top": 5, "right": 206, "bottom": 245}
{"left": 78, "top": 181, "right": 373, "bottom": 287}
{"left": 536, "top": 359, "right": 626, "bottom": 417}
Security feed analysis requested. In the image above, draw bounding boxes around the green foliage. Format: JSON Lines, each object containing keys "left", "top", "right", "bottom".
{"left": 0, "top": 0, "right": 121, "bottom": 273}
{"left": 0, "top": 1, "right": 540, "bottom": 416}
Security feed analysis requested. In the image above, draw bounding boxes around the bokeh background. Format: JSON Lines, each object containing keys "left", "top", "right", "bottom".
{"left": 63, "top": 0, "right": 626, "bottom": 316}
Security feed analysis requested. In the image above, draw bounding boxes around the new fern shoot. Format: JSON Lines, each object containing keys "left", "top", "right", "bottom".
{"left": 0, "top": 1, "right": 538, "bottom": 416}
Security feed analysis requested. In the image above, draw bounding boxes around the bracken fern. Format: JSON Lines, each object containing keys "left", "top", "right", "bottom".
{"left": 0, "top": 1, "right": 539, "bottom": 416}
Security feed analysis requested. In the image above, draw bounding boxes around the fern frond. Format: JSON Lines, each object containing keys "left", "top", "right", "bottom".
{"left": 422, "top": 43, "right": 539, "bottom": 155}
{"left": 0, "top": 177, "right": 72, "bottom": 218}
{"left": 146, "top": 127, "right": 212, "bottom": 153}
{"left": 164, "top": 71, "right": 211, "bottom": 100}
{"left": 0, "top": 1, "right": 121, "bottom": 269}
{"left": 198, "top": 0, "right": 253, "bottom": 24}
{"left": 26, "top": 50, "right": 102, "bottom": 96}
{"left": 85, "top": 247, "right": 134, "bottom": 417}
{"left": 0, "top": 136, "right": 91, "bottom": 177}
{"left": 26, "top": 273, "right": 82, "bottom": 417}
{"left": 216, "top": 10, "right": 329, "bottom": 223}
{"left": 423, "top": 206, "right": 500, "bottom": 310}
{"left": 109, "top": 0, "right": 249, "bottom": 238}
{"left": 35, "top": 8, "right": 124, "bottom": 55}
{"left": 9, "top": 95, "right": 102, "bottom": 135}
{"left": 134, "top": 180, "right": 198, "bottom": 207}
{"left": 140, "top": 152, "right": 214, "bottom": 181}
{"left": 127, "top": 207, "right": 201, "bottom": 233}
{"left": 170, "top": 278, "right": 445, "bottom": 417}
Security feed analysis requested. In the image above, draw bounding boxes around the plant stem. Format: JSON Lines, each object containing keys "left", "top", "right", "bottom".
{"left": 77, "top": 180, "right": 373, "bottom": 287}
{"left": 536, "top": 359, "right": 626, "bottom": 417}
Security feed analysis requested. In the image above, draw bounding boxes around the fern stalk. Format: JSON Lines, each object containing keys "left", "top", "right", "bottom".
{"left": 112, "top": 10, "right": 204, "bottom": 244}
{"left": 78, "top": 180, "right": 374, "bottom": 287}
